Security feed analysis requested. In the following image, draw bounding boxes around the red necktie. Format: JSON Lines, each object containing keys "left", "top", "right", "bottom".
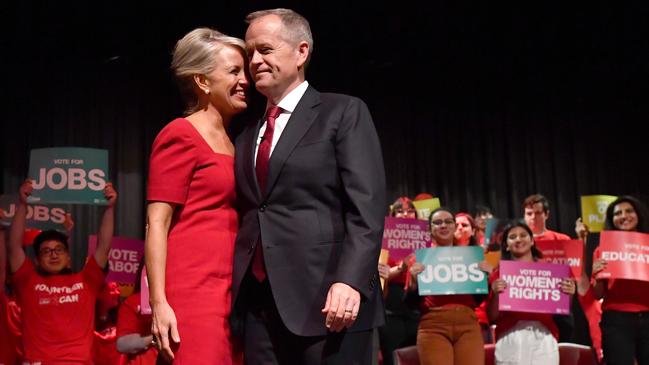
{"left": 252, "top": 105, "right": 282, "bottom": 282}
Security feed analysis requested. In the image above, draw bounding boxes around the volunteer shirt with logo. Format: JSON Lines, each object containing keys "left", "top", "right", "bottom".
{"left": 1, "top": 292, "right": 22, "bottom": 365}
{"left": 13, "top": 258, "right": 105, "bottom": 364}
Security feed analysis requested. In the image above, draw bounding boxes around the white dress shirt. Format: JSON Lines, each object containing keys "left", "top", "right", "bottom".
{"left": 254, "top": 81, "right": 309, "bottom": 164}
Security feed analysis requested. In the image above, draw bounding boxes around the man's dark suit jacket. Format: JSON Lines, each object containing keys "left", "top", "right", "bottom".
{"left": 231, "top": 85, "right": 386, "bottom": 337}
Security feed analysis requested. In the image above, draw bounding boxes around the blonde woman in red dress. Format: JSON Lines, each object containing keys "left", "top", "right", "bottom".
{"left": 145, "top": 27, "right": 249, "bottom": 364}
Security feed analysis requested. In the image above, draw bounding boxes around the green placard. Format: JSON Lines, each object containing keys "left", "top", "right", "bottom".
{"left": 416, "top": 246, "right": 488, "bottom": 295}
{"left": 0, "top": 194, "right": 69, "bottom": 230}
{"left": 580, "top": 195, "right": 617, "bottom": 233}
{"left": 28, "top": 147, "right": 109, "bottom": 205}
{"left": 412, "top": 198, "right": 441, "bottom": 221}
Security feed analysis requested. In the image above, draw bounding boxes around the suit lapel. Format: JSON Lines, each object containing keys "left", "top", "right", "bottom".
{"left": 264, "top": 87, "right": 321, "bottom": 198}
{"left": 241, "top": 118, "right": 264, "bottom": 200}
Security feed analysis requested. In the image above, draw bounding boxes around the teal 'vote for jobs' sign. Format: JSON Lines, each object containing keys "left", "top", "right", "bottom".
{"left": 28, "top": 147, "right": 109, "bottom": 205}
{"left": 416, "top": 246, "right": 488, "bottom": 295}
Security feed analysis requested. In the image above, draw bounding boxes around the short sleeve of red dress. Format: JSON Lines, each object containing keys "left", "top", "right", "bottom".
{"left": 147, "top": 120, "right": 197, "bottom": 204}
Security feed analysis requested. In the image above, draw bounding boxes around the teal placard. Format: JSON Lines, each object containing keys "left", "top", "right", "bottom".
{"left": 416, "top": 246, "right": 488, "bottom": 295}
{"left": 0, "top": 194, "right": 70, "bottom": 231}
{"left": 27, "top": 147, "right": 109, "bottom": 205}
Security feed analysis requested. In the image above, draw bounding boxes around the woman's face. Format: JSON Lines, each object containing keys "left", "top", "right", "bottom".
{"left": 506, "top": 226, "right": 534, "bottom": 259}
{"left": 394, "top": 205, "right": 416, "bottom": 219}
{"left": 203, "top": 45, "right": 249, "bottom": 118}
{"left": 474, "top": 212, "right": 492, "bottom": 231}
{"left": 612, "top": 202, "right": 639, "bottom": 231}
{"left": 454, "top": 216, "right": 474, "bottom": 245}
{"left": 430, "top": 210, "right": 455, "bottom": 246}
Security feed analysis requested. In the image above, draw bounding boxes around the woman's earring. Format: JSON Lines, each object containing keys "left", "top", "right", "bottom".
{"left": 204, "top": 89, "right": 210, "bottom": 95}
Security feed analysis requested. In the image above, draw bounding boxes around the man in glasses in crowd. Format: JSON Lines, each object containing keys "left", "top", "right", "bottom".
{"left": 6, "top": 179, "right": 117, "bottom": 364}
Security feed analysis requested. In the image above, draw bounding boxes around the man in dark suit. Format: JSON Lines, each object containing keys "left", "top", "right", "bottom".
{"left": 231, "top": 8, "right": 387, "bottom": 365}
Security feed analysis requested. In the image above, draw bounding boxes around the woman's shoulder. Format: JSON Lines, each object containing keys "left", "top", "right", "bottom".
{"left": 153, "top": 118, "right": 195, "bottom": 145}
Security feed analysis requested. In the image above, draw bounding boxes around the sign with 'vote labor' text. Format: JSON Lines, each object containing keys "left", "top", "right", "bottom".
{"left": 581, "top": 195, "right": 618, "bottom": 233}
{"left": 28, "top": 147, "right": 109, "bottom": 205}
{"left": 382, "top": 217, "right": 432, "bottom": 261}
{"left": 499, "top": 261, "right": 571, "bottom": 315}
{"left": 416, "top": 246, "right": 488, "bottom": 295}
{"left": 536, "top": 240, "right": 584, "bottom": 279}
{"left": 88, "top": 235, "right": 144, "bottom": 285}
{"left": 596, "top": 231, "right": 649, "bottom": 282}
{"left": 0, "top": 194, "right": 70, "bottom": 231}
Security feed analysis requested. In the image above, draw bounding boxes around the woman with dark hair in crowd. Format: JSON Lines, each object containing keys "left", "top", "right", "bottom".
{"left": 377, "top": 197, "right": 419, "bottom": 365}
{"left": 408, "top": 207, "right": 490, "bottom": 365}
{"left": 591, "top": 196, "right": 649, "bottom": 365}
{"left": 488, "top": 221, "right": 575, "bottom": 365}
{"left": 455, "top": 212, "right": 477, "bottom": 246}
{"left": 473, "top": 206, "right": 493, "bottom": 246}
{"left": 455, "top": 212, "right": 494, "bottom": 343}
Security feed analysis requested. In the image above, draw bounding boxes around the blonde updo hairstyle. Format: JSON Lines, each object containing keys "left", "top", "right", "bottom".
{"left": 171, "top": 27, "right": 247, "bottom": 115}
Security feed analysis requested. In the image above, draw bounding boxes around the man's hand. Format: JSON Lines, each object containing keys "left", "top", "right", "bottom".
{"left": 321, "top": 282, "right": 360, "bottom": 332}
{"left": 19, "top": 180, "right": 33, "bottom": 205}
{"left": 104, "top": 182, "right": 117, "bottom": 207}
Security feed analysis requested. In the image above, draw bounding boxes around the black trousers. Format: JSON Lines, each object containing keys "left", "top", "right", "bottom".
{"left": 242, "top": 276, "right": 373, "bottom": 365}
{"left": 601, "top": 310, "right": 649, "bottom": 365}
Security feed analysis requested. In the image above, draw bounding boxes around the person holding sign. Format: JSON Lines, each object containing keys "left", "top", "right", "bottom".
{"left": 591, "top": 196, "right": 649, "bottom": 365}
{"left": 0, "top": 210, "right": 23, "bottom": 365}
{"left": 7, "top": 179, "right": 117, "bottom": 364}
{"left": 378, "top": 197, "right": 419, "bottom": 365}
{"left": 145, "top": 28, "right": 248, "bottom": 364}
{"left": 408, "top": 208, "right": 490, "bottom": 365}
{"left": 488, "top": 222, "right": 575, "bottom": 365}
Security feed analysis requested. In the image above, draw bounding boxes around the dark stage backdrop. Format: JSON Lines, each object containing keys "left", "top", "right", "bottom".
{"left": 1, "top": 2, "right": 647, "bottom": 274}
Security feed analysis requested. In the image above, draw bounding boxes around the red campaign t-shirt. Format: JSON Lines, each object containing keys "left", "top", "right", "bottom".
{"left": 593, "top": 247, "right": 649, "bottom": 312}
{"left": 1, "top": 292, "right": 23, "bottom": 365}
{"left": 488, "top": 269, "right": 559, "bottom": 340}
{"left": 12, "top": 257, "right": 105, "bottom": 364}
{"left": 93, "top": 326, "right": 122, "bottom": 365}
{"left": 116, "top": 294, "right": 157, "bottom": 365}
{"left": 534, "top": 229, "right": 571, "bottom": 241}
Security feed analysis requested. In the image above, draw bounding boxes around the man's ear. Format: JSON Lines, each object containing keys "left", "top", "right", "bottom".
{"left": 296, "top": 41, "right": 309, "bottom": 68}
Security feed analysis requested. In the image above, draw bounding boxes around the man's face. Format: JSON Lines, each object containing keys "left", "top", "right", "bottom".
{"left": 245, "top": 14, "right": 307, "bottom": 101}
{"left": 37, "top": 240, "right": 71, "bottom": 274}
{"left": 524, "top": 202, "right": 548, "bottom": 234}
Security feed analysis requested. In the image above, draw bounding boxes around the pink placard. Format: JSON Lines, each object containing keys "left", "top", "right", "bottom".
{"left": 88, "top": 235, "right": 144, "bottom": 284}
{"left": 498, "top": 261, "right": 571, "bottom": 315}
{"left": 536, "top": 239, "right": 584, "bottom": 279}
{"left": 597, "top": 231, "right": 649, "bottom": 282}
{"left": 382, "top": 216, "right": 432, "bottom": 261}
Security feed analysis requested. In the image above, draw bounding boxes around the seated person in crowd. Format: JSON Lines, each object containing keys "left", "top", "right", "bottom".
{"left": 7, "top": 179, "right": 117, "bottom": 364}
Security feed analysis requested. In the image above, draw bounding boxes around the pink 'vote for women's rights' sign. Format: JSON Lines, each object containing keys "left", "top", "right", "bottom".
{"left": 382, "top": 217, "right": 432, "bottom": 261}
{"left": 498, "top": 261, "right": 571, "bottom": 315}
